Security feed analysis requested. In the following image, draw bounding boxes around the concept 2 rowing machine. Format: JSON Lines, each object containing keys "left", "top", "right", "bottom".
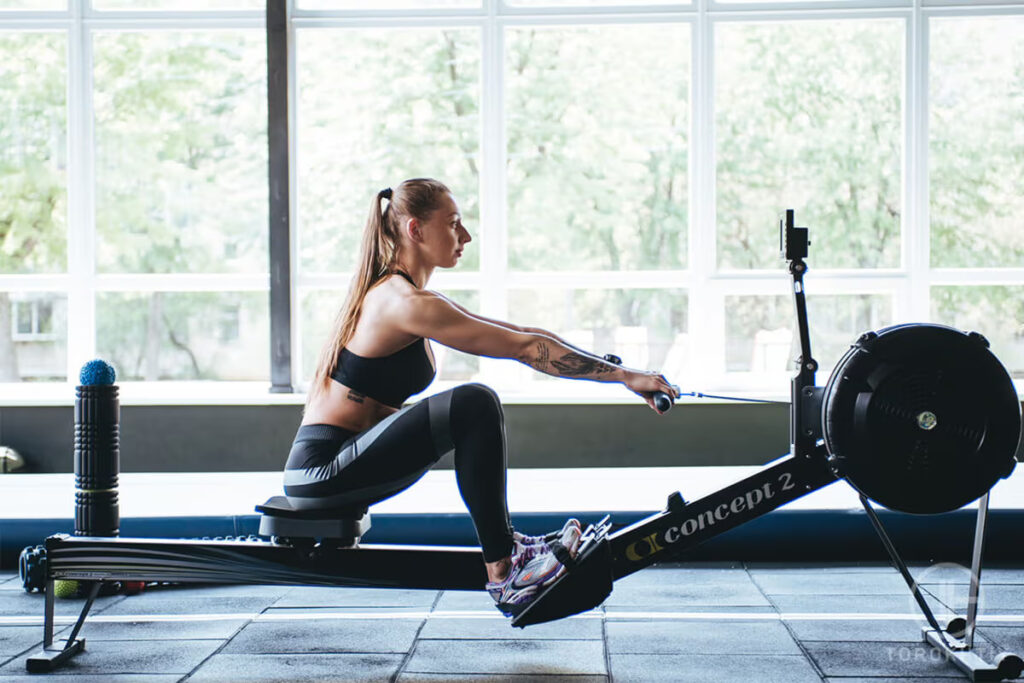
{"left": 21, "top": 210, "right": 1023, "bottom": 680}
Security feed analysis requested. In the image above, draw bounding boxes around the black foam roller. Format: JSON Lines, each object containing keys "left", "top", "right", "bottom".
{"left": 74, "top": 385, "right": 120, "bottom": 536}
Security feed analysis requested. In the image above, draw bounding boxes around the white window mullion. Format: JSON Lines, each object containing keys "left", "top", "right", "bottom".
{"left": 480, "top": 0, "right": 512, "bottom": 384}
{"left": 689, "top": 0, "right": 722, "bottom": 391}
{"left": 66, "top": 0, "right": 96, "bottom": 378}
{"left": 906, "top": 2, "right": 930, "bottom": 323}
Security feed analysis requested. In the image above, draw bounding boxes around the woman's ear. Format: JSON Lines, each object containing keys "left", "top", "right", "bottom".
{"left": 405, "top": 217, "right": 422, "bottom": 243}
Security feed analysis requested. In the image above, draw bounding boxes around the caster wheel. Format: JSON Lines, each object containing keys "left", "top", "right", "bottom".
{"left": 997, "top": 652, "right": 1024, "bottom": 680}
{"left": 945, "top": 617, "right": 967, "bottom": 639}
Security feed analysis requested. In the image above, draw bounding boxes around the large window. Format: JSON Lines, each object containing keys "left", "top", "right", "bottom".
{"left": 1, "top": 1, "right": 1021, "bottom": 400}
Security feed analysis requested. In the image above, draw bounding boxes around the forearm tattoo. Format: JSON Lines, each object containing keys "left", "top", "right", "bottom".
{"left": 551, "top": 352, "right": 617, "bottom": 377}
{"left": 521, "top": 340, "right": 617, "bottom": 379}
{"left": 347, "top": 390, "right": 366, "bottom": 404}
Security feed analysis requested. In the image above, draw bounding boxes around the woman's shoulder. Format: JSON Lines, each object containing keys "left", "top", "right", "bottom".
{"left": 366, "top": 273, "right": 428, "bottom": 309}
{"left": 359, "top": 276, "right": 441, "bottom": 335}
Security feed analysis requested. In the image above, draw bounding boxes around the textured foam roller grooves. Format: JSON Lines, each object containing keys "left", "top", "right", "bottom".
{"left": 74, "top": 384, "right": 121, "bottom": 536}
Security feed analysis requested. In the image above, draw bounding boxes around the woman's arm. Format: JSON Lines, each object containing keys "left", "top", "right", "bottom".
{"left": 396, "top": 289, "right": 677, "bottom": 409}
{"left": 433, "top": 292, "right": 596, "bottom": 359}
{"left": 396, "top": 291, "right": 625, "bottom": 382}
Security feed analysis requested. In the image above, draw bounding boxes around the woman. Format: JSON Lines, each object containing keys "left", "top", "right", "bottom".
{"left": 286, "top": 178, "right": 678, "bottom": 617}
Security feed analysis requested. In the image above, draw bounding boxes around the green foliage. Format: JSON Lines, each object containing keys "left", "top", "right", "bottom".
{"left": 716, "top": 20, "right": 903, "bottom": 270}
{"left": 506, "top": 24, "right": 689, "bottom": 271}
{"left": 929, "top": 18, "right": 1024, "bottom": 268}
{"left": 96, "top": 291, "right": 267, "bottom": 381}
{"left": 0, "top": 33, "right": 67, "bottom": 274}
{"left": 92, "top": 31, "right": 267, "bottom": 274}
{"left": 297, "top": 28, "right": 481, "bottom": 274}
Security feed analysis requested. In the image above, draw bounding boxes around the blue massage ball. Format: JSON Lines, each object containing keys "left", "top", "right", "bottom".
{"left": 79, "top": 359, "right": 116, "bottom": 386}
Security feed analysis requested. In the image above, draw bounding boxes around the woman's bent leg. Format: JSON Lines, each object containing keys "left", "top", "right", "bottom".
{"left": 449, "top": 383, "right": 514, "bottom": 564}
{"left": 283, "top": 383, "right": 516, "bottom": 566}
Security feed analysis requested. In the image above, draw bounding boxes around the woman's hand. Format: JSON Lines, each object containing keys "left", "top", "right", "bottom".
{"left": 624, "top": 370, "right": 680, "bottom": 414}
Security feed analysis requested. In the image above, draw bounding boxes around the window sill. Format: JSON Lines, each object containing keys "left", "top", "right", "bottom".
{"left": 0, "top": 379, "right": 1018, "bottom": 407}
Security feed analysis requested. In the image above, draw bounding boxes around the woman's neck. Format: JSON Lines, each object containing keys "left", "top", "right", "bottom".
{"left": 393, "top": 260, "right": 432, "bottom": 289}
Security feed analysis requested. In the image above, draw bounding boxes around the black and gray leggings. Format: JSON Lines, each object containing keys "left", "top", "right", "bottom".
{"left": 284, "top": 383, "right": 514, "bottom": 563}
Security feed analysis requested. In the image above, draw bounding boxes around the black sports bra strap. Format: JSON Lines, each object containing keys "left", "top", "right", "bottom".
{"left": 393, "top": 270, "right": 417, "bottom": 288}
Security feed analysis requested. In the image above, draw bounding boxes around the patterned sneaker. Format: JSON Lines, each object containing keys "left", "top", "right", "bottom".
{"left": 487, "top": 522, "right": 584, "bottom": 618}
{"left": 513, "top": 518, "right": 582, "bottom": 549}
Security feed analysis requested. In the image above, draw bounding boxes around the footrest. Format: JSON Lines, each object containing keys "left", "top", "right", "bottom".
{"left": 511, "top": 520, "right": 614, "bottom": 628}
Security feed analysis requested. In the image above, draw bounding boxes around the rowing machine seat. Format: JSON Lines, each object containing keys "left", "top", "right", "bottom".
{"left": 256, "top": 496, "right": 371, "bottom": 547}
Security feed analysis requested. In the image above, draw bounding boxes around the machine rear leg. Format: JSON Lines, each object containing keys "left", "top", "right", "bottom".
{"left": 862, "top": 494, "right": 1023, "bottom": 681}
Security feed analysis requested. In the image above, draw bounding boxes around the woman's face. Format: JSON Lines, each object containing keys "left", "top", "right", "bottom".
{"left": 417, "top": 192, "right": 472, "bottom": 268}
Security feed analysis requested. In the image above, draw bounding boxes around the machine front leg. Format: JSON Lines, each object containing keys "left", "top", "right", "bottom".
{"left": 25, "top": 580, "right": 98, "bottom": 673}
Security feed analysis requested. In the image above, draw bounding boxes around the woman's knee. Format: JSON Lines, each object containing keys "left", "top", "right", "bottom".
{"left": 451, "top": 383, "right": 503, "bottom": 423}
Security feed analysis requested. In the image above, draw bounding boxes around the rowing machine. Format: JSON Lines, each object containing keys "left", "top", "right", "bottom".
{"left": 20, "top": 210, "right": 1023, "bottom": 680}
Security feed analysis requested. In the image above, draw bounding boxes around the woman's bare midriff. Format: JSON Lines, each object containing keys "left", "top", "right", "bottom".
{"left": 301, "top": 379, "right": 398, "bottom": 433}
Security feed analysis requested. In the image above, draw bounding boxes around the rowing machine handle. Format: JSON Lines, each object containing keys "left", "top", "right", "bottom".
{"left": 602, "top": 354, "right": 677, "bottom": 414}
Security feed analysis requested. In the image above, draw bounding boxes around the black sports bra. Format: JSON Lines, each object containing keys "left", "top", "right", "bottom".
{"left": 329, "top": 271, "right": 436, "bottom": 408}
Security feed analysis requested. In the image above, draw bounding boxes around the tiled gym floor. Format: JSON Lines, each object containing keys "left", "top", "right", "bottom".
{"left": 1, "top": 562, "right": 1022, "bottom": 682}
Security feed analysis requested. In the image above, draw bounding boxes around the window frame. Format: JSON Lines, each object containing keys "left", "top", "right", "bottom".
{"left": 0, "top": 0, "right": 1020, "bottom": 401}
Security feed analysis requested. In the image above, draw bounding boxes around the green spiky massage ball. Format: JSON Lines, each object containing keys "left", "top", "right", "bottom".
{"left": 53, "top": 579, "right": 80, "bottom": 599}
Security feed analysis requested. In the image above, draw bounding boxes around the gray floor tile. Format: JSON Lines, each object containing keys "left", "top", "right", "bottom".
{"left": 0, "top": 592, "right": 124, "bottom": 617}
{"left": 753, "top": 572, "right": 912, "bottom": 595}
{"left": 609, "top": 653, "right": 821, "bottom": 683}
{"left": 221, "top": 616, "right": 422, "bottom": 654}
{"left": 657, "top": 560, "right": 745, "bottom": 570}
{"left": 824, "top": 679, "right": 967, "bottom": 682}
{"left": 802, "top": 640, "right": 970, "bottom": 678}
{"left": 607, "top": 619, "right": 801, "bottom": 655}
{"left": 973, "top": 625, "right": 1024, "bottom": 655}
{"left": 188, "top": 652, "right": 404, "bottom": 682}
{"left": 405, "top": 639, "right": 605, "bottom": 676}
{"left": 786, "top": 616, "right": 935, "bottom": 642}
{"left": 922, "top": 584, "right": 1024, "bottom": 614}
{"left": 420, "top": 615, "right": 601, "bottom": 640}
{"left": 0, "top": 638, "right": 221, "bottom": 676}
{"left": 909, "top": 565, "right": 1024, "bottom": 585}
{"left": 399, "top": 675, "right": 607, "bottom": 682}
{"left": 263, "top": 606, "right": 427, "bottom": 617}
{"left": 0, "top": 675, "right": 181, "bottom": 682}
{"left": 611, "top": 567, "right": 752, "bottom": 585}
{"left": 58, "top": 618, "right": 247, "bottom": 641}
{"left": 100, "top": 595, "right": 274, "bottom": 617}
{"left": 137, "top": 583, "right": 291, "bottom": 598}
{"left": 435, "top": 589, "right": 504, "bottom": 612}
{"left": 0, "top": 628, "right": 40, "bottom": 658}
{"left": 274, "top": 586, "right": 438, "bottom": 608}
{"left": 605, "top": 571, "right": 769, "bottom": 608}
{"left": 746, "top": 562, "right": 896, "bottom": 573}
{"left": 604, "top": 604, "right": 777, "bottom": 615}
{"left": 770, "top": 593, "right": 944, "bottom": 616}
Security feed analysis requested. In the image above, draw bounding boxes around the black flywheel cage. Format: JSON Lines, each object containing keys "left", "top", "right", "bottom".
{"left": 823, "top": 323, "right": 1021, "bottom": 514}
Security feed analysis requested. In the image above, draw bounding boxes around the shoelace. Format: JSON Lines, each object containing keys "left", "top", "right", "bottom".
{"left": 488, "top": 542, "right": 544, "bottom": 590}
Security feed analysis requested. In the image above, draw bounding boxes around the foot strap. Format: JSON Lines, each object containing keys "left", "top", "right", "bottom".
{"left": 549, "top": 540, "right": 578, "bottom": 572}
